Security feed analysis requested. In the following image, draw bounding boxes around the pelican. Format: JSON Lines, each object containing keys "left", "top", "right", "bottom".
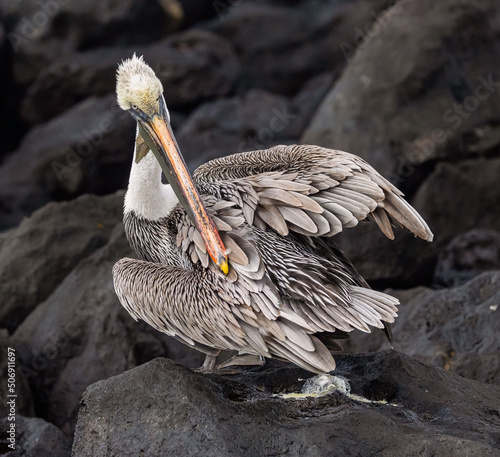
{"left": 112, "top": 55, "right": 433, "bottom": 374}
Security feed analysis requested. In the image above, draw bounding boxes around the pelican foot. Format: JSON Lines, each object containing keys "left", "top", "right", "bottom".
{"left": 193, "top": 354, "right": 266, "bottom": 375}
{"left": 217, "top": 354, "right": 265, "bottom": 370}
{"left": 193, "top": 354, "right": 218, "bottom": 374}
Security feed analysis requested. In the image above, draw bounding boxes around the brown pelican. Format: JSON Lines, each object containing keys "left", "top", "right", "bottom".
{"left": 112, "top": 55, "right": 433, "bottom": 374}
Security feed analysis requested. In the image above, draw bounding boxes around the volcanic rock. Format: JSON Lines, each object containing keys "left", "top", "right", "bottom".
{"left": 0, "top": 415, "right": 71, "bottom": 457}
{"left": 20, "top": 29, "right": 239, "bottom": 123}
{"left": 71, "top": 352, "right": 500, "bottom": 457}
{"left": 206, "top": 0, "right": 394, "bottom": 95}
{"left": 0, "top": 330, "right": 34, "bottom": 418}
{"left": 302, "top": 0, "right": 500, "bottom": 194}
{"left": 177, "top": 74, "right": 333, "bottom": 169}
{"left": 336, "top": 221, "right": 439, "bottom": 289}
{"left": 0, "top": 95, "right": 134, "bottom": 229}
{"left": 413, "top": 158, "right": 500, "bottom": 243}
{"left": 0, "top": 192, "right": 124, "bottom": 332}
{"left": 10, "top": 201, "right": 202, "bottom": 437}
{"left": 435, "top": 229, "right": 500, "bottom": 286}
{"left": 345, "top": 271, "right": 500, "bottom": 386}
{"left": 1, "top": 0, "right": 179, "bottom": 69}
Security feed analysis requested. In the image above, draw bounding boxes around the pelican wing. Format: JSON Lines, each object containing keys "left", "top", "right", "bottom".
{"left": 114, "top": 224, "right": 400, "bottom": 373}
{"left": 113, "top": 255, "right": 340, "bottom": 373}
{"left": 194, "top": 144, "right": 433, "bottom": 241}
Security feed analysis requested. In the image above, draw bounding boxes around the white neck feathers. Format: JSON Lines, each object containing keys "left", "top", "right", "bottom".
{"left": 124, "top": 136, "right": 179, "bottom": 220}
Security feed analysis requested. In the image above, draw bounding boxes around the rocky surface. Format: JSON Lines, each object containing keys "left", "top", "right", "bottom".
{"left": 72, "top": 353, "right": 500, "bottom": 457}
{"left": 435, "top": 229, "right": 500, "bottom": 286}
{"left": 21, "top": 29, "right": 239, "bottom": 123}
{"left": 0, "top": 96, "right": 135, "bottom": 230}
{"left": 1, "top": 0, "right": 500, "bottom": 455}
{"left": 302, "top": 0, "right": 500, "bottom": 191}
{"left": 6, "top": 197, "right": 202, "bottom": 438}
{"left": 0, "top": 192, "right": 124, "bottom": 331}
{"left": 205, "top": 0, "right": 394, "bottom": 95}
{"left": 176, "top": 75, "right": 332, "bottom": 168}
{"left": 0, "top": 415, "right": 71, "bottom": 457}
{"left": 413, "top": 158, "right": 500, "bottom": 243}
{"left": 344, "top": 271, "right": 500, "bottom": 386}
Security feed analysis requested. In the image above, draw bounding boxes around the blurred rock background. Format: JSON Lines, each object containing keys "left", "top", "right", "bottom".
{"left": 0, "top": 0, "right": 499, "bottom": 455}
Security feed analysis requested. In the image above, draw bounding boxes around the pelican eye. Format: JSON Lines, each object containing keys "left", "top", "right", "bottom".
{"left": 131, "top": 103, "right": 138, "bottom": 110}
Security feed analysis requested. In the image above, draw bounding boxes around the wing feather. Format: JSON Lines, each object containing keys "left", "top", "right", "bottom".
{"left": 194, "top": 144, "right": 433, "bottom": 241}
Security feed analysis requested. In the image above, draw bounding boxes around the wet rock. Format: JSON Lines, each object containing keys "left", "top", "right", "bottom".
{"left": 20, "top": 29, "right": 239, "bottom": 123}
{"left": 206, "top": 0, "right": 393, "bottom": 95}
{"left": 413, "top": 159, "right": 500, "bottom": 243}
{"left": 435, "top": 229, "right": 500, "bottom": 286}
{"left": 302, "top": 0, "right": 500, "bottom": 193}
{"left": 346, "top": 271, "right": 500, "bottom": 385}
{"left": 0, "top": 95, "right": 135, "bottom": 229}
{"left": 0, "top": 416, "right": 71, "bottom": 457}
{"left": 10, "top": 216, "right": 202, "bottom": 438}
{"left": 72, "top": 352, "right": 500, "bottom": 457}
{"left": 0, "top": 192, "right": 123, "bottom": 333}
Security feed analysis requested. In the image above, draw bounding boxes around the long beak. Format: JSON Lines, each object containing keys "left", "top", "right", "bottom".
{"left": 134, "top": 103, "right": 229, "bottom": 275}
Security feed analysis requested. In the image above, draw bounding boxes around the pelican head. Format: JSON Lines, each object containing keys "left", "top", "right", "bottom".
{"left": 116, "top": 54, "right": 164, "bottom": 116}
{"left": 116, "top": 55, "right": 229, "bottom": 275}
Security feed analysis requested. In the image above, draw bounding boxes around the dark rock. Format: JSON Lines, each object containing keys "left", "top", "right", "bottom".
{"left": 336, "top": 220, "right": 439, "bottom": 289}
{"left": 1, "top": 0, "right": 178, "bottom": 57}
{"left": 288, "top": 72, "right": 334, "bottom": 135}
{"left": 177, "top": 76, "right": 332, "bottom": 170}
{"left": 10, "top": 213, "right": 202, "bottom": 438}
{"left": 334, "top": 158, "right": 500, "bottom": 289}
{"left": 72, "top": 352, "right": 500, "bottom": 457}
{"left": 206, "top": 0, "right": 394, "bottom": 95}
{"left": 177, "top": 89, "right": 297, "bottom": 169}
{"left": 0, "top": 330, "right": 34, "bottom": 418}
{"left": 413, "top": 159, "right": 500, "bottom": 243}
{"left": 9, "top": 37, "right": 74, "bottom": 87}
{"left": 20, "top": 29, "right": 239, "bottom": 123}
{"left": 0, "top": 20, "right": 27, "bottom": 155}
{"left": 435, "top": 229, "right": 500, "bottom": 286}
{"left": 3, "top": 0, "right": 182, "bottom": 87}
{"left": 302, "top": 0, "right": 500, "bottom": 194}
{"left": 177, "top": 0, "right": 219, "bottom": 26}
{"left": 0, "top": 95, "right": 135, "bottom": 229}
{"left": 345, "top": 271, "right": 500, "bottom": 385}
{"left": 0, "top": 415, "right": 71, "bottom": 457}
{"left": 0, "top": 192, "right": 124, "bottom": 333}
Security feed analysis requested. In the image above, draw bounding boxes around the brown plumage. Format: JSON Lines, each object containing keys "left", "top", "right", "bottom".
{"left": 112, "top": 56, "right": 433, "bottom": 374}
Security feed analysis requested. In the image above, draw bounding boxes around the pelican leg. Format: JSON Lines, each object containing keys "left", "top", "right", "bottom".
{"left": 217, "top": 354, "right": 266, "bottom": 370}
{"left": 194, "top": 354, "right": 218, "bottom": 373}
